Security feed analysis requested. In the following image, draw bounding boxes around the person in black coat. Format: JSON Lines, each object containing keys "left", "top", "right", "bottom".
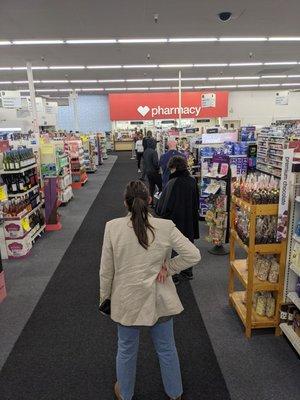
{"left": 143, "top": 137, "right": 162, "bottom": 204}
{"left": 156, "top": 155, "right": 200, "bottom": 284}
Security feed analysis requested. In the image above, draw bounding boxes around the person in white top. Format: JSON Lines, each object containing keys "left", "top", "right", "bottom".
{"left": 135, "top": 133, "right": 144, "bottom": 172}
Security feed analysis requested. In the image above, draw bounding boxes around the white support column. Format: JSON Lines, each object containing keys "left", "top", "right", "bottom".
{"left": 71, "top": 90, "right": 80, "bottom": 132}
{"left": 26, "top": 62, "right": 39, "bottom": 145}
{"left": 178, "top": 70, "right": 182, "bottom": 136}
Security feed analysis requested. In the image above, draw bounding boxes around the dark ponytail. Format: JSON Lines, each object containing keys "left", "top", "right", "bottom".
{"left": 125, "top": 181, "right": 155, "bottom": 249}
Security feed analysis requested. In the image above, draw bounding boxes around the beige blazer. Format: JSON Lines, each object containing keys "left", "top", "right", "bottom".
{"left": 99, "top": 214, "right": 201, "bottom": 326}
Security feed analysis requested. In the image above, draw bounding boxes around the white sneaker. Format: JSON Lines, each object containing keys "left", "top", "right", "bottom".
{"left": 138, "top": 169, "right": 141, "bottom": 173}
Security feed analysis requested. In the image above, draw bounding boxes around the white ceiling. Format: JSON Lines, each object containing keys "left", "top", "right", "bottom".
{"left": 1, "top": 0, "right": 300, "bottom": 95}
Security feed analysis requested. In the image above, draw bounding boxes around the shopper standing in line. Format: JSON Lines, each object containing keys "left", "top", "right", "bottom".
{"left": 135, "top": 133, "right": 144, "bottom": 173}
{"left": 140, "top": 130, "right": 152, "bottom": 181}
{"left": 99, "top": 181, "right": 201, "bottom": 400}
{"left": 156, "top": 156, "right": 200, "bottom": 284}
{"left": 159, "top": 140, "right": 183, "bottom": 189}
{"left": 143, "top": 134, "right": 162, "bottom": 203}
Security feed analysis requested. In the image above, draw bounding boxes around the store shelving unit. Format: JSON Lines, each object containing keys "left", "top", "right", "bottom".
{"left": 256, "top": 131, "right": 286, "bottom": 178}
{"left": 229, "top": 195, "right": 286, "bottom": 338}
{"left": 282, "top": 173, "right": 300, "bottom": 354}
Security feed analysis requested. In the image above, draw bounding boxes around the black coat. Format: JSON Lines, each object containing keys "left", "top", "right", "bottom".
{"left": 156, "top": 170, "right": 200, "bottom": 241}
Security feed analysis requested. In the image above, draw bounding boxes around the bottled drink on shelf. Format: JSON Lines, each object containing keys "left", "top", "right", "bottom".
{"left": 3, "top": 148, "right": 35, "bottom": 171}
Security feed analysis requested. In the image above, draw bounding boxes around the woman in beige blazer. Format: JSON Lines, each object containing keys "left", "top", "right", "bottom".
{"left": 99, "top": 180, "right": 201, "bottom": 400}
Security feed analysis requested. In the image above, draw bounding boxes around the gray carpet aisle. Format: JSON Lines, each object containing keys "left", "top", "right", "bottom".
{"left": 0, "top": 153, "right": 230, "bottom": 400}
{"left": 193, "top": 227, "right": 300, "bottom": 400}
{"left": 0, "top": 157, "right": 117, "bottom": 369}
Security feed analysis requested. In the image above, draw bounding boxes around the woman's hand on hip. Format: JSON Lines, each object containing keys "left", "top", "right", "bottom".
{"left": 156, "top": 260, "right": 168, "bottom": 284}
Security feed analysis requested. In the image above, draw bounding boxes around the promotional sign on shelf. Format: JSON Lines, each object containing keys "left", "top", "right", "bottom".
{"left": 277, "top": 148, "right": 294, "bottom": 241}
{"left": 109, "top": 91, "right": 229, "bottom": 121}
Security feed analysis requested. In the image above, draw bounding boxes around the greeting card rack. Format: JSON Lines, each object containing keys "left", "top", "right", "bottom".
{"left": 229, "top": 195, "right": 287, "bottom": 338}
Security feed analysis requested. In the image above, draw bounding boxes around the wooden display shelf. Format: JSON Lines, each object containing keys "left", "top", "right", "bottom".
{"left": 229, "top": 196, "right": 287, "bottom": 338}
{"left": 230, "top": 259, "right": 280, "bottom": 291}
{"left": 231, "top": 195, "right": 279, "bottom": 216}
{"left": 229, "top": 291, "right": 276, "bottom": 328}
{"left": 230, "top": 229, "right": 282, "bottom": 254}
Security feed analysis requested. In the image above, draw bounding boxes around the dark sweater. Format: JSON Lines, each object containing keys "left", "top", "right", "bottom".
{"left": 156, "top": 169, "right": 200, "bottom": 241}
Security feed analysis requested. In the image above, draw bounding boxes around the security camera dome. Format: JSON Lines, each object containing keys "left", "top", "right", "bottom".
{"left": 218, "top": 12, "right": 232, "bottom": 22}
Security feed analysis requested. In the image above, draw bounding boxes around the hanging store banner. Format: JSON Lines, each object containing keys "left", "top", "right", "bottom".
{"left": 276, "top": 148, "right": 294, "bottom": 241}
{"left": 109, "top": 91, "right": 228, "bottom": 121}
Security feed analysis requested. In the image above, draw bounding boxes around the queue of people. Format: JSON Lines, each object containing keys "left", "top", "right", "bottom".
{"left": 99, "top": 132, "right": 201, "bottom": 399}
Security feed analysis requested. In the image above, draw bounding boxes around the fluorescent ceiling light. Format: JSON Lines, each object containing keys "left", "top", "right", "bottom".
{"left": 237, "top": 84, "right": 259, "bottom": 88}
{"left": 0, "top": 41, "right": 11, "bottom": 45}
{"left": 159, "top": 64, "right": 193, "bottom": 68}
{"left": 264, "top": 61, "right": 297, "bottom": 65}
{"left": 123, "top": 65, "right": 158, "bottom": 68}
{"left": 32, "top": 66, "right": 49, "bottom": 70}
{"left": 126, "top": 79, "right": 153, "bottom": 82}
{"left": 127, "top": 87, "right": 149, "bottom": 90}
{"left": 288, "top": 75, "right": 300, "bottom": 78}
{"left": 98, "top": 79, "right": 125, "bottom": 83}
{"left": 169, "top": 38, "right": 217, "bottom": 42}
{"left": 87, "top": 65, "right": 122, "bottom": 69}
{"left": 259, "top": 83, "right": 281, "bottom": 87}
{"left": 234, "top": 76, "right": 260, "bottom": 80}
{"left": 269, "top": 37, "right": 300, "bottom": 41}
{"left": 70, "top": 80, "right": 98, "bottom": 83}
{"left": 194, "top": 63, "right": 228, "bottom": 67}
{"left": 19, "top": 89, "right": 30, "bottom": 92}
{"left": 0, "top": 81, "right": 12, "bottom": 84}
{"left": 208, "top": 77, "right": 234, "bottom": 80}
{"left": 215, "top": 85, "right": 237, "bottom": 88}
{"left": 50, "top": 66, "right": 85, "bottom": 69}
{"left": 261, "top": 75, "right": 287, "bottom": 78}
{"left": 36, "top": 89, "right": 58, "bottom": 92}
{"left": 13, "top": 40, "right": 64, "bottom": 45}
{"left": 42, "top": 80, "right": 69, "bottom": 83}
{"left": 118, "top": 38, "right": 167, "bottom": 43}
{"left": 12, "top": 80, "right": 28, "bottom": 84}
{"left": 12, "top": 67, "right": 27, "bottom": 70}
{"left": 0, "top": 67, "right": 12, "bottom": 70}
{"left": 282, "top": 83, "right": 300, "bottom": 86}
{"left": 194, "top": 85, "right": 216, "bottom": 89}
{"left": 105, "top": 88, "right": 127, "bottom": 91}
{"left": 149, "top": 87, "right": 172, "bottom": 90}
{"left": 229, "top": 62, "right": 263, "bottom": 66}
{"left": 182, "top": 77, "right": 206, "bottom": 81}
{"left": 58, "top": 89, "right": 74, "bottom": 92}
{"left": 219, "top": 37, "right": 267, "bottom": 41}
{"left": 76, "top": 88, "right": 104, "bottom": 91}
{"left": 172, "top": 86, "right": 194, "bottom": 89}
{"left": 66, "top": 39, "right": 116, "bottom": 44}
{"left": 153, "top": 78, "right": 178, "bottom": 81}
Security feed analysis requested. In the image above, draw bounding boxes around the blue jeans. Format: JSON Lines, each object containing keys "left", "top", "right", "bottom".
{"left": 117, "top": 318, "right": 183, "bottom": 400}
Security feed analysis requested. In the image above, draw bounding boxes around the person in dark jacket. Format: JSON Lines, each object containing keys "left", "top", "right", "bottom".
{"left": 159, "top": 140, "right": 183, "bottom": 189}
{"left": 143, "top": 137, "right": 162, "bottom": 204}
{"left": 140, "top": 130, "right": 153, "bottom": 181}
{"left": 156, "top": 156, "right": 200, "bottom": 283}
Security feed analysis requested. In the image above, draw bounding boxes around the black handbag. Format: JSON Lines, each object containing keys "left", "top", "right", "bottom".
{"left": 99, "top": 299, "right": 111, "bottom": 316}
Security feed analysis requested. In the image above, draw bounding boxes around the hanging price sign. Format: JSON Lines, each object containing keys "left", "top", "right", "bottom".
{"left": 0, "top": 185, "right": 8, "bottom": 202}
{"left": 21, "top": 216, "right": 31, "bottom": 232}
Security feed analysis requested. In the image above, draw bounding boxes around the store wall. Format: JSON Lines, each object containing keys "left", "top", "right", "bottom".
{"left": 58, "top": 95, "right": 111, "bottom": 133}
{"left": 0, "top": 106, "right": 58, "bottom": 131}
{"left": 225, "top": 90, "right": 300, "bottom": 126}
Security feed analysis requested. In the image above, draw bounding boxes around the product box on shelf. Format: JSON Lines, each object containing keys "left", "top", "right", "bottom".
{"left": 3, "top": 218, "right": 31, "bottom": 239}
{"left": 5, "top": 235, "right": 32, "bottom": 258}
{"left": 0, "top": 270, "right": 7, "bottom": 303}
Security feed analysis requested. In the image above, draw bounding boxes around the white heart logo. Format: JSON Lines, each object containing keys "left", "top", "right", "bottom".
{"left": 137, "top": 105, "right": 150, "bottom": 117}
